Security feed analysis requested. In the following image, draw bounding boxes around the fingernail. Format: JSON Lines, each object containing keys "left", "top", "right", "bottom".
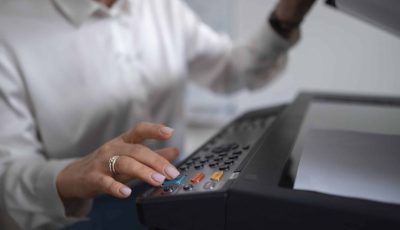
{"left": 151, "top": 172, "right": 166, "bottom": 183}
{"left": 120, "top": 186, "right": 132, "bottom": 197}
{"left": 165, "top": 165, "right": 180, "bottom": 179}
{"left": 160, "top": 127, "right": 174, "bottom": 136}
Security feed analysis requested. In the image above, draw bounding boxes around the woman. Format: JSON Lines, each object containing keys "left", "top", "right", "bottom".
{"left": 0, "top": 0, "right": 315, "bottom": 229}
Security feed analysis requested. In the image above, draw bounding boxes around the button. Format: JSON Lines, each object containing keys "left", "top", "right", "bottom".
{"left": 192, "top": 156, "right": 201, "bottom": 160}
{"left": 218, "top": 152, "right": 228, "bottom": 157}
{"left": 179, "top": 166, "right": 188, "bottom": 171}
{"left": 183, "top": 184, "right": 194, "bottom": 191}
{"left": 194, "top": 164, "right": 204, "bottom": 170}
{"left": 163, "top": 185, "right": 178, "bottom": 193}
{"left": 219, "top": 165, "right": 230, "bottom": 171}
{"left": 214, "top": 157, "right": 223, "bottom": 162}
{"left": 185, "top": 161, "right": 193, "bottom": 166}
{"left": 205, "top": 154, "right": 214, "bottom": 159}
{"left": 163, "top": 175, "right": 187, "bottom": 187}
{"left": 212, "top": 145, "right": 230, "bottom": 154}
{"left": 224, "top": 160, "right": 234, "bottom": 165}
{"left": 243, "top": 145, "right": 250, "bottom": 150}
{"left": 209, "top": 162, "right": 218, "bottom": 168}
{"left": 228, "top": 155, "right": 239, "bottom": 160}
{"left": 210, "top": 171, "right": 224, "bottom": 182}
{"left": 203, "top": 181, "right": 217, "bottom": 190}
{"left": 230, "top": 144, "right": 239, "bottom": 150}
{"left": 191, "top": 172, "right": 205, "bottom": 183}
{"left": 232, "top": 151, "right": 242, "bottom": 155}
{"left": 200, "top": 159, "right": 208, "bottom": 164}
{"left": 163, "top": 186, "right": 173, "bottom": 192}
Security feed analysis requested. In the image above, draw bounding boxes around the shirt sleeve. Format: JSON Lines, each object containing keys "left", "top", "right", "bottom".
{"left": 0, "top": 44, "right": 92, "bottom": 229}
{"left": 177, "top": 0, "right": 298, "bottom": 94}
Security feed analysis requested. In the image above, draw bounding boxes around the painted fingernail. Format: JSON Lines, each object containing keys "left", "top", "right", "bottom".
{"left": 160, "top": 127, "right": 174, "bottom": 136}
{"left": 120, "top": 186, "right": 132, "bottom": 197}
{"left": 165, "top": 165, "right": 180, "bottom": 179}
{"left": 151, "top": 172, "right": 166, "bottom": 183}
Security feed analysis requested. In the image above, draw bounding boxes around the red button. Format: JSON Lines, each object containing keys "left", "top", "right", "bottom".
{"left": 191, "top": 172, "right": 205, "bottom": 183}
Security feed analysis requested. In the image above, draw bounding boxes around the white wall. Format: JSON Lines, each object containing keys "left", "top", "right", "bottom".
{"left": 232, "top": 0, "right": 400, "bottom": 112}
{"left": 186, "top": 0, "right": 400, "bottom": 114}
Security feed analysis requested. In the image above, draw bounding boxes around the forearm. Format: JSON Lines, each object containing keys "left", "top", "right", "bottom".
{"left": 0, "top": 156, "right": 90, "bottom": 229}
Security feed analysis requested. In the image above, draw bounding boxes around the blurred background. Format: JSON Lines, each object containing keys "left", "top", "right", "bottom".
{"left": 184, "top": 0, "right": 400, "bottom": 154}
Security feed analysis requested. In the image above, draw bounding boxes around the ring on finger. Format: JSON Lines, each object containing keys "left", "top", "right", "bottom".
{"left": 108, "top": 155, "right": 120, "bottom": 176}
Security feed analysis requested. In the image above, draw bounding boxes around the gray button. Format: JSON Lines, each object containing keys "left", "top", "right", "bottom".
{"left": 203, "top": 181, "right": 217, "bottom": 190}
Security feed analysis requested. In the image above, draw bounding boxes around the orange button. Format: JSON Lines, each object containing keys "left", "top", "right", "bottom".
{"left": 191, "top": 172, "right": 205, "bottom": 183}
{"left": 210, "top": 171, "right": 224, "bottom": 182}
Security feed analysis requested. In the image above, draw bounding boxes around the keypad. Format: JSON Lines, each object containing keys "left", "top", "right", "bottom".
{"left": 151, "top": 116, "right": 274, "bottom": 197}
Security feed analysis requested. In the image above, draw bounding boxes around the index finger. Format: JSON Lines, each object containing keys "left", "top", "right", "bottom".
{"left": 121, "top": 122, "right": 174, "bottom": 144}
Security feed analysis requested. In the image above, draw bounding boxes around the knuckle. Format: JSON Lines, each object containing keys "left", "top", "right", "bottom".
{"left": 131, "top": 162, "right": 146, "bottom": 174}
{"left": 131, "top": 144, "right": 145, "bottom": 156}
{"left": 100, "top": 143, "right": 112, "bottom": 155}
{"left": 153, "top": 157, "right": 168, "bottom": 169}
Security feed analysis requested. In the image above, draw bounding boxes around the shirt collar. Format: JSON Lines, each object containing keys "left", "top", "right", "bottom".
{"left": 53, "top": 0, "right": 130, "bottom": 26}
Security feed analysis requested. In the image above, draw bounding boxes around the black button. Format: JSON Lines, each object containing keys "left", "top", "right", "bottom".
{"left": 228, "top": 155, "right": 239, "bottom": 160}
{"left": 230, "top": 144, "right": 239, "bottom": 150}
{"left": 218, "top": 152, "right": 228, "bottom": 156}
{"left": 163, "top": 186, "right": 176, "bottom": 193}
{"left": 179, "top": 166, "right": 188, "bottom": 171}
{"left": 194, "top": 164, "right": 204, "bottom": 169}
{"left": 205, "top": 154, "right": 214, "bottom": 159}
{"left": 212, "top": 144, "right": 231, "bottom": 154}
{"left": 243, "top": 145, "right": 250, "bottom": 150}
{"left": 200, "top": 159, "right": 208, "bottom": 164}
{"left": 232, "top": 151, "right": 242, "bottom": 155}
{"left": 219, "top": 165, "right": 230, "bottom": 171}
{"left": 209, "top": 162, "right": 218, "bottom": 168}
{"left": 183, "top": 184, "right": 193, "bottom": 191}
{"left": 214, "top": 157, "right": 223, "bottom": 162}
{"left": 224, "top": 160, "right": 234, "bottom": 165}
{"left": 185, "top": 161, "right": 193, "bottom": 166}
{"left": 192, "top": 156, "right": 201, "bottom": 160}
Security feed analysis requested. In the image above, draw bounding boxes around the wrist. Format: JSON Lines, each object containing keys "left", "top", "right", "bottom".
{"left": 269, "top": 10, "right": 300, "bottom": 39}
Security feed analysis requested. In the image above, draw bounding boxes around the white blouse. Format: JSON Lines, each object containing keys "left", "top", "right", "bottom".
{"left": 0, "top": 0, "right": 293, "bottom": 229}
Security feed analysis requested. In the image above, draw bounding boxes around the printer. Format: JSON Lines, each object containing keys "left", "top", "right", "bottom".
{"left": 137, "top": 1, "right": 400, "bottom": 229}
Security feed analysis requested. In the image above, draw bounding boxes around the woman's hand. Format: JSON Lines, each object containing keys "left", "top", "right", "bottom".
{"left": 56, "top": 122, "right": 180, "bottom": 201}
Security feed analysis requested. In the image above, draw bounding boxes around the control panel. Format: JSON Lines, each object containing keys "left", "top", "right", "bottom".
{"left": 140, "top": 115, "right": 276, "bottom": 199}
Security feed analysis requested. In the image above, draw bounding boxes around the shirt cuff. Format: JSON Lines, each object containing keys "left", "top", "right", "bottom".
{"left": 36, "top": 158, "right": 92, "bottom": 225}
{"left": 249, "top": 21, "right": 299, "bottom": 60}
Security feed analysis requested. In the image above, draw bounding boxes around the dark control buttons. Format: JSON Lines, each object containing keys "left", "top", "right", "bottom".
{"left": 209, "top": 162, "right": 218, "bottom": 168}
{"left": 219, "top": 165, "right": 230, "bottom": 171}
{"left": 228, "top": 155, "right": 239, "bottom": 160}
{"left": 199, "top": 159, "right": 208, "bottom": 164}
{"left": 183, "top": 184, "right": 193, "bottom": 191}
{"left": 230, "top": 144, "right": 239, "bottom": 150}
{"left": 192, "top": 156, "right": 201, "bottom": 160}
{"left": 232, "top": 151, "right": 242, "bottom": 156}
{"left": 163, "top": 185, "right": 178, "bottom": 193}
{"left": 224, "top": 160, "right": 234, "bottom": 165}
{"left": 194, "top": 164, "right": 204, "bottom": 170}
{"left": 179, "top": 166, "right": 188, "bottom": 171}
{"left": 243, "top": 145, "right": 250, "bottom": 150}
{"left": 205, "top": 154, "right": 214, "bottom": 159}
{"left": 214, "top": 157, "right": 223, "bottom": 162}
